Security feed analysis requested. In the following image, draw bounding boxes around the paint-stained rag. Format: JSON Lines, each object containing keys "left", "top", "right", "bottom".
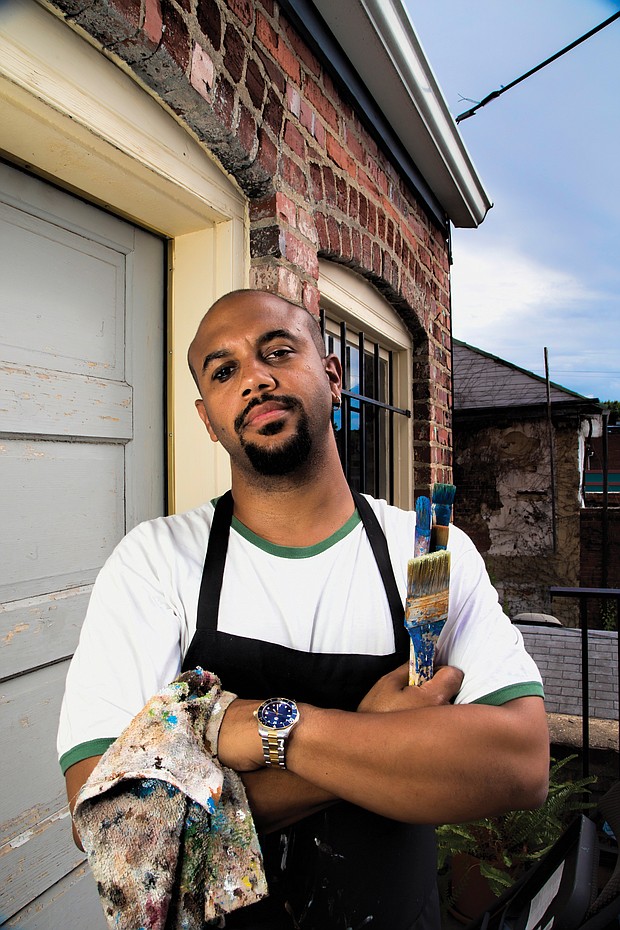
{"left": 73, "top": 667, "right": 267, "bottom": 929}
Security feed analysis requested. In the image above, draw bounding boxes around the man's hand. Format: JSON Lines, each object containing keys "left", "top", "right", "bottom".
{"left": 357, "top": 662, "right": 463, "bottom": 714}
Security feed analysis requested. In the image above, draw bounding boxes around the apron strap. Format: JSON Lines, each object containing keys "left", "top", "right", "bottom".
{"left": 195, "top": 490, "right": 233, "bottom": 633}
{"left": 350, "top": 490, "right": 405, "bottom": 629}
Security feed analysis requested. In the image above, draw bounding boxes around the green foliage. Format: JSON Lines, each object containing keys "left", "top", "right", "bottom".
{"left": 436, "top": 756, "right": 596, "bottom": 898}
{"left": 601, "top": 601, "right": 618, "bottom": 632}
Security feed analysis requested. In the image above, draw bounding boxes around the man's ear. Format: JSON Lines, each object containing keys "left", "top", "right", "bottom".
{"left": 324, "top": 354, "right": 342, "bottom": 405}
{"left": 195, "top": 399, "right": 219, "bottom": 443}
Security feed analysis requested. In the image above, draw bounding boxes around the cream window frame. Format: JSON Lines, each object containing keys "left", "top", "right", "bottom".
{"left": 319, "top": 260, "right": 413, "bottom": 508}
{"left": 0, "top": 0, "right": 249, "bottom": 513}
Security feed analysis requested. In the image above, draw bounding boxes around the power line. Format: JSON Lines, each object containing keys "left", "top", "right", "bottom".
{"left": 456, "top": 10, "right": 620, "bottom": 123}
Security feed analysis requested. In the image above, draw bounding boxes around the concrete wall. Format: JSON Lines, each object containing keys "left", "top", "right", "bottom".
{"left": 519, "top": 625, "right": 618, "bottom": 720}
{"left": 453, "top": 414, "right": 583, "bottom": 625}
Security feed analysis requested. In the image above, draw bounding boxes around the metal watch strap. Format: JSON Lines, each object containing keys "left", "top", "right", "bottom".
{"left": 260, "top": 732, "right": 287, "bottom": 768}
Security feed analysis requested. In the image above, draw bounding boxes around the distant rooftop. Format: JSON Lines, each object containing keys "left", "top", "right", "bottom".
{"left": 453, "top": 340, "right": 600, "bottom": 412}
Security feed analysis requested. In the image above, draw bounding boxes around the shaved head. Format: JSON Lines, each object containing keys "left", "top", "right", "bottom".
{"left": 187, "top": 290, "right": 325, "bottom": 389}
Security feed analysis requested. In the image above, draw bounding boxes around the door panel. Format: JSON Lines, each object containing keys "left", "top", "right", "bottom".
{"left": 0, "top": 161, "right": 165, "bottom": 928}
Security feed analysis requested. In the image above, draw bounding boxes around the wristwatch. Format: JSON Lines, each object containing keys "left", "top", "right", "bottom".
{"left": 254, "top": 697, "right": 300, "bottom": 769}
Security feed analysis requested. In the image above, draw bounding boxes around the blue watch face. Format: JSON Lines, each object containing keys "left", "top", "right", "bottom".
{"left": 260, "top": 698, "right": 299, "bottom": 729}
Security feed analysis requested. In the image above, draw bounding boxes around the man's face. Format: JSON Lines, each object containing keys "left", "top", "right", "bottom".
{"left": 188, "top": 292, "right": 341, "bottom": 478}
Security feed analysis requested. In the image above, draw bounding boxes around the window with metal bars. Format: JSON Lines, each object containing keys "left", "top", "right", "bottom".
{"left": 322, "top": 313, "right": 411, "bottom": 505}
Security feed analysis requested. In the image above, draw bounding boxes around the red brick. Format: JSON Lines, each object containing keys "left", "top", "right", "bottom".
{"left": 323, "top": 165, "right": 336, "bottom": 206}
{"left": 315, "top": 212, "right": 328, "bottom": 250}
{"left": 286, "top": 83, "right": 301, "bottom": 118}
{"left": 357, "top": 168, "right": 380, "bottom": 200}
{"left": 282, "top": 231, "right": 319, "bottom": 277}
{"left": 237, "top": 102, "right": 256, "bottom": 156}
{"left": 377, "top": 210, "right": 385, "bottom": 240}
{"left": 284, "top": 120, "right": 305, "bottom": 159}
{"left": 372, "top": 241, "right": 381, "bottom": 276}
{"left": 275, "top": 191, "right": 296, "bottom": 226}
{"left": 299, "top": 97, "right": 313, "bottom": 134}
{"left": 161, "top": 1, "right": 190, "bottom": 70}
{"left": 256, "top": 128, "right": 278, "bottom": 176}
{"left": 341, "top": 223, "right": 351, "bottom": 259}
{"left": 326, "top": 133, "right": 355, "bottom": 176}
{"left": 213, "top": 75, "right": 236, "bottom": 129}
{"left": 250, "top": 193, "right": 277, "bottom": 221}
{"left": 263, "top": 95, "right": 283, "bottom": 136}
{"left": 225, "top": 0, "right": 254, "bottom": 27}
{"left": 246, "top": 58, "right": 266, "bottom": 108}
{"left": 274, "top": 38, "right": 301, "bottom": 84}
{"left": 297, "top": 206, "right": 318, "bottom": 244}
{"left": 302, "top": 282, "right": 321, "bottom": 316}
{"left": 309, "top": 162, "right": 324, "bottom": 201}
{"left": 359, "top": 193, "right": 367, "bottom": 228}
{"left": 223, "top": 23, "right": 246, "bottom": 84}
{"left": 144, "top": 0, "right": 163, "bottom": 45}
{"left": 256, "top": 11, "right": 278, "bottom": 52}
{"left": 190, "top": 42, "right": 214, "bottom": 100}
{"left": 367, "top": 201, "right": 376, "bottom": 236}
{"left": 344, "top": 121, "right": 365, "bottom": 165}
{"left": 351, "top": 227, "right": 361, "bottom": 263}
{"left": 283, "top": 19, "right": 320, "bottom": 76}
{"left": 349, "top": 187, "right": 358, "bottom": 221}
{"left": 304, "top": 78, "right": 338, "bottom": 131}
{"left": 255, "top": 47, "right": 286, "bottom": 94}
{"left": 277, "top": 266, "right": 302, "bottom": 303}
{"left": 336, "top": 176, "right": 347, "bottom": 214}
{"left": 281, "top": 154, "right": 308, "bottom": 196}
{"left": 313, "top": 117, "right": 326, "bottom": 149}
{"left": 362, "top": 234, "right": 371, "bottom": 270}
{"left": 327, "top": 215, "right": 340, "bottom": 254}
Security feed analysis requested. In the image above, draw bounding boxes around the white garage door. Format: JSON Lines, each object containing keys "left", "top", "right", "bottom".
{"left": 0, "top": 162, "right": 165, "bottom": 927}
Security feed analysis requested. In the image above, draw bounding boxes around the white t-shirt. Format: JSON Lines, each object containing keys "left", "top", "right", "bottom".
{"left": 57, "top": 495, "right": 543, "bottom": 773}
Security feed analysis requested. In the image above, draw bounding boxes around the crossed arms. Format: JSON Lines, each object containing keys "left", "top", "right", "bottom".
{"left": 66, "top": 662, "right": 549, "bottom": 848}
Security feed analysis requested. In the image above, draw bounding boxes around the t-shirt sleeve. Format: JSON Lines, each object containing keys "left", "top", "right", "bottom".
{"left": 436, "top": 525, "right": 544, "bottom": 706}
{"left": 57, "top": 522, "right": 191, "bottom": 774}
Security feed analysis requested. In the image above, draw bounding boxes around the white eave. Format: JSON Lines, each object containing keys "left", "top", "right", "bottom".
{"left": 310, "top": 0, "right": 492, "bottom": 228}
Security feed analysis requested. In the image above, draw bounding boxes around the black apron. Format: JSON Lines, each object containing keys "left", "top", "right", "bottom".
{"left": 182, "top": 490, "right": 439, "bottom": 930}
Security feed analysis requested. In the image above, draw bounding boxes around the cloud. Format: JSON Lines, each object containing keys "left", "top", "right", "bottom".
{"left": 449, "top": 239, "right": 618, "bottom": 398}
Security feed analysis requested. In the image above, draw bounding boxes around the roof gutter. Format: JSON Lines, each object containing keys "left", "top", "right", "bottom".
{"left": 302, "top": 0, "right": 492, "bottom": 228}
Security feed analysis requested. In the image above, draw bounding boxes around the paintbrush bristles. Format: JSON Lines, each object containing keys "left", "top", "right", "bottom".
{"left": 407, "top": 550, "right": 451, "bottom": 598}
{"left": 414, "top": 495, "right": 432, "bottom": 557}
{"left": 431, "top": 483, "right": 456, "bottom": 507}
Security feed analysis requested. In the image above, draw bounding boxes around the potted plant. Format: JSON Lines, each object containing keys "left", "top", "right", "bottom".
{"left": 436, "top": 755, "right": 595, "bottom": 922}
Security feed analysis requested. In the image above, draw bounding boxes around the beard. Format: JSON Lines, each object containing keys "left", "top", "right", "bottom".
{"left": 236, "top": 395, "right": 313, "bottom": 476}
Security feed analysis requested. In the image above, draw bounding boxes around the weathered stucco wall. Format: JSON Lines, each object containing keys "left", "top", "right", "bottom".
{"left": 454, "top": 415, "right": 583, "bottom": 625}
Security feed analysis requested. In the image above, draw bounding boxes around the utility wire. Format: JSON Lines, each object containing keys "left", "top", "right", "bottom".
{"left": 456, "top": 10, "right": 620, "bottom": 123}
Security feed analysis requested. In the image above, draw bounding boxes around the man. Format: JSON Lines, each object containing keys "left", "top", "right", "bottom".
{"left": 59, "top": 289, "right": 549, "bottom": 929}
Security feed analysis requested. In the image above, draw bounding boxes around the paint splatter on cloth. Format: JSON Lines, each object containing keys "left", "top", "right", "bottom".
{"left": 73, "top": 667, "right": 267, "bottom": 929}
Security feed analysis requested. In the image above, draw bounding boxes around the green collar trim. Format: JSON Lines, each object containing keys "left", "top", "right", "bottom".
{"left": 210, "top": 498, "right": 362, "bottom": 559}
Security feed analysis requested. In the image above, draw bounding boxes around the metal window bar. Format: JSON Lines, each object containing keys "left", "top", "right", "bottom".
{"left": 543, "top": 587, "right": 620, "bottom": 779}
{"left": 322, "top": 317, "right": 411, "bottom": 504}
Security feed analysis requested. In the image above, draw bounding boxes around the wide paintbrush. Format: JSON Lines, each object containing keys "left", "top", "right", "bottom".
{"left": 404, "top": 549, "right": 451, "bottom": 686}
{"left": 430, "top": 482, "right": 456, "bottom": 552}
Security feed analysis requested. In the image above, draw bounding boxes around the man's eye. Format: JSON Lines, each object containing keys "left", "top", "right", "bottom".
{"left": 212, "top": 364, "right": 235, "bottom": 382}
{"left": 265, "top": 347, "right": 293, "bottom": 360}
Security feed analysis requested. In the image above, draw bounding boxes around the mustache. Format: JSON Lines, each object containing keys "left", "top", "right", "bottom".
{"left": 234, "top": 394, "right": 301, "bottom": 434}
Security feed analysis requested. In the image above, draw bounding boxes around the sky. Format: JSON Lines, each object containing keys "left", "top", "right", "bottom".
{"left": 405, "top": 0, "right": 620, "bottom": 402}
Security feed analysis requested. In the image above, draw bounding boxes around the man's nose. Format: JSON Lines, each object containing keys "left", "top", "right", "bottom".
{"left": 240, "top": 359, "right": 277, "bottom": 397}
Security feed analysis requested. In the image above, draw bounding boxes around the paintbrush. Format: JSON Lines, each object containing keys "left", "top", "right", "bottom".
{"left": 431, "top": 482, "right": 456, "bottom": 551}
{"left": 414, "top": 495, "right": 432, "bottom": 557}
{"left": 405, "top": 549, "right": 451, "bottom": 686}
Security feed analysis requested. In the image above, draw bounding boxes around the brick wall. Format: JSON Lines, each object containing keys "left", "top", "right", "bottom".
{"left": 50, "top": 0, "right": 453, "bottom": 493}
{"left": 518, "top": 624, "right": 618, "bottom": 720}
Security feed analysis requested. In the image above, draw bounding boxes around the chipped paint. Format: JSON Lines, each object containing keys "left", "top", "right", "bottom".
{"left": 3, "top": 622, "right": 29, "bottom": 646}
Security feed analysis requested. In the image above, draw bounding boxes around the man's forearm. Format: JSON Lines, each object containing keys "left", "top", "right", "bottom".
{"left": 286, "top": 697, "right": 549, "bottom": 824}
{"left": 241, "top": 769, "right": 338, "bottom": 833}
{"left": 220, "top": 694, "right": 549, "bottom": 826}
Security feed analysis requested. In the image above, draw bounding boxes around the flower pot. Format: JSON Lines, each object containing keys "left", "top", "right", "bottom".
{"left": 448, "top": 853, "right": 502, "bottom": 924}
